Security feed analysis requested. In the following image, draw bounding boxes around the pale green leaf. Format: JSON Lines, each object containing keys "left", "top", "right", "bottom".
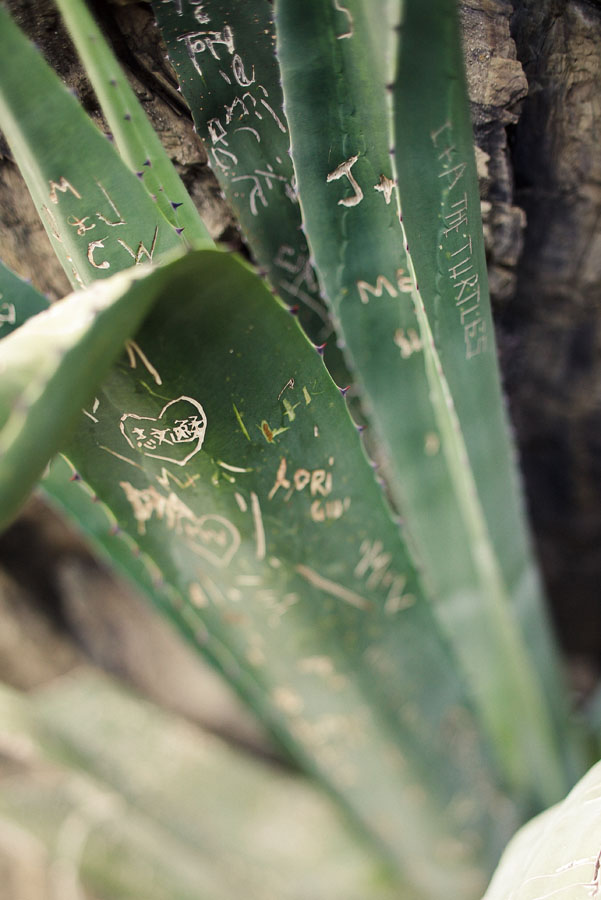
{"left": 0, "top": 6, "right": 184, "bottom": 290}
{"left": 483, "top": 759, "right": 601, "bottom": 900}
{"left": 53, "top": 246, "right": 517, "bottom": 897}
{"left": 0, "top": 253, "right": 187, "bottom": 530}
{"left": 0, "top": 673, "right": 398, "bottom": 900}
{"left": 54, "top": 0, "right": 211, "bottom": 246}
{"left": 274, "top": 0, "right": 575, "bottom": 803}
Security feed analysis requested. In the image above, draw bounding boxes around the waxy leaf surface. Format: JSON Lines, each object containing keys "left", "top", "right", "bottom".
{"left": 55, "top": 0, "right": 211, "bottom": 246}
{"left": 275, "top": 0, "right": 574, "bottom": 804}
{"left": 151, "top": 0, "right": 332, "bottom": 343}
{"left": 50, "top": 248, "right": 516, "bottom": 899}
{"left": 0, "top": 255, "right": 187, "bottom": 530}
{"left": 0, "top": 6, "right": 184, "bottom": 290}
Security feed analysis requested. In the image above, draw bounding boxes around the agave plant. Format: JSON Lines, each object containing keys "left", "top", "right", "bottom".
{"left": 0, "top": 1, "right": 595, "bottom": 898}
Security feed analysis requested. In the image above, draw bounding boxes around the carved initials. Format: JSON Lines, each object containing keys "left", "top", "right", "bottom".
{"left": 96, "top": 183, "right": 126, "bottom": 227}
{"left": 327, "top": 154, "right": 363, "bottom": 208}
{"left": 357, "top": 275, "right": 397, "bottom": 304}
{"left": 87, "top": 239, "right": 110, "bottom": 269}
{"left": 0, "top": 302, "right": 16, "bottom": 326}
{"left": 118, "top": 226, "right": 159, "bottom": 265}
{"left": 49, "top": 177, "right": 82, "bottom": 204}
{"left": 333, "top": 0, "right": 354, "bottom": 38}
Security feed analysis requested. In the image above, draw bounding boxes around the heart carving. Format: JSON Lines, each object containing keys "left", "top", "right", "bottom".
{"left": 120, "top": 396, "right": 207, "bottom": 467}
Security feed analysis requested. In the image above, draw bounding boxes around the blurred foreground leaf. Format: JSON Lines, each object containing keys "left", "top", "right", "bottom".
{"left": 0, "top": 671, "right": 398, "bottom": 900}
{"left": 483, "top": 757, "right": 601, "bottom": 900}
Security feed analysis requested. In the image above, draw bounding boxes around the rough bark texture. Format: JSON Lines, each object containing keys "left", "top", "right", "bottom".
{"left": 461, "top": 0, "right": 601, "bottom": 679}
{"left": 1, "top": 0, "right": 600, "bottom": 716}
{"left": 507, "top": 0, "right": 601, "bottom": 668}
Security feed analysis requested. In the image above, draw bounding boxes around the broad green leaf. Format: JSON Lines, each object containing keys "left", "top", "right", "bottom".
{"left": 0, "top": 259, "right": 50, "bottom": 336}
{"left": 394, "top": 0, "right": 579, "bottom": 777}
{"left": 0, "top": 247, "right": 514, "bottom": 892}
{"left": 0, "top": 266, "right": 160, "bottom": 600}
{"left": 0, "top": 6, "right": 184, "bottom": 290}
{"left": 43, "top": 454, "right": 176, "bottom": 618}
{"left": 274, "top": 0, "right": 573, "bottom": 803}
{"left": 54, "top": 0, "right": 211, "bottom": 246}
{"left": 0, "top": 254, "right": 189, "bottom": 531}
{"left": 0, "top": 674, "right": 398, "bottom": 900}
{"left": 483, "top": 758, "right": 601, "bottom": 900}
{"left": 52, "top": 247, "right": 517, "bottom": 898}
{"left": 151, "top": 0, "right": 332, "bottom": 342}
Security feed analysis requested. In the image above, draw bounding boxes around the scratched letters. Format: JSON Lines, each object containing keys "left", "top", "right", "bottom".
{"left": 432, "top": 120, "right": 488, "bottom": 360}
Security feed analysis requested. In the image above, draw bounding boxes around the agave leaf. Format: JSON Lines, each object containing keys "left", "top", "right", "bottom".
{"left": 54, "top": 0, "right": 211, "bottom": 246}
{"left": 150, "top": 0, "right": 332, "bottom": 342}
{"left": 0, "top": 6, "right": 184, "bottom": 290}
{"left": 0, "top": 249, "right": 514, "bottom": 892}
{"left": 483, "top": 758, "right": 601, "bottom": 900}
{"left": 393, "top": 0, "right": 578, "bottom": 774}
{"left": 0, "top": 674, "right": 398, "bottom": 900}
{"left": 274, "top": 0, "right": 574, "bottom": 804}
{"left": 0, "top": 260, "right": 50, "bottom": 336}
{"left": 33, "top": 246, "right": 517, "bottom": 898}
{"left": 43, "top": 453, "right": 172, "bottom": 608}
{"left": 0, "top": 255, "right": 181, "bottom": 672}
{"left": 0, "top": 254, "right": 192, "bottom": 531}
